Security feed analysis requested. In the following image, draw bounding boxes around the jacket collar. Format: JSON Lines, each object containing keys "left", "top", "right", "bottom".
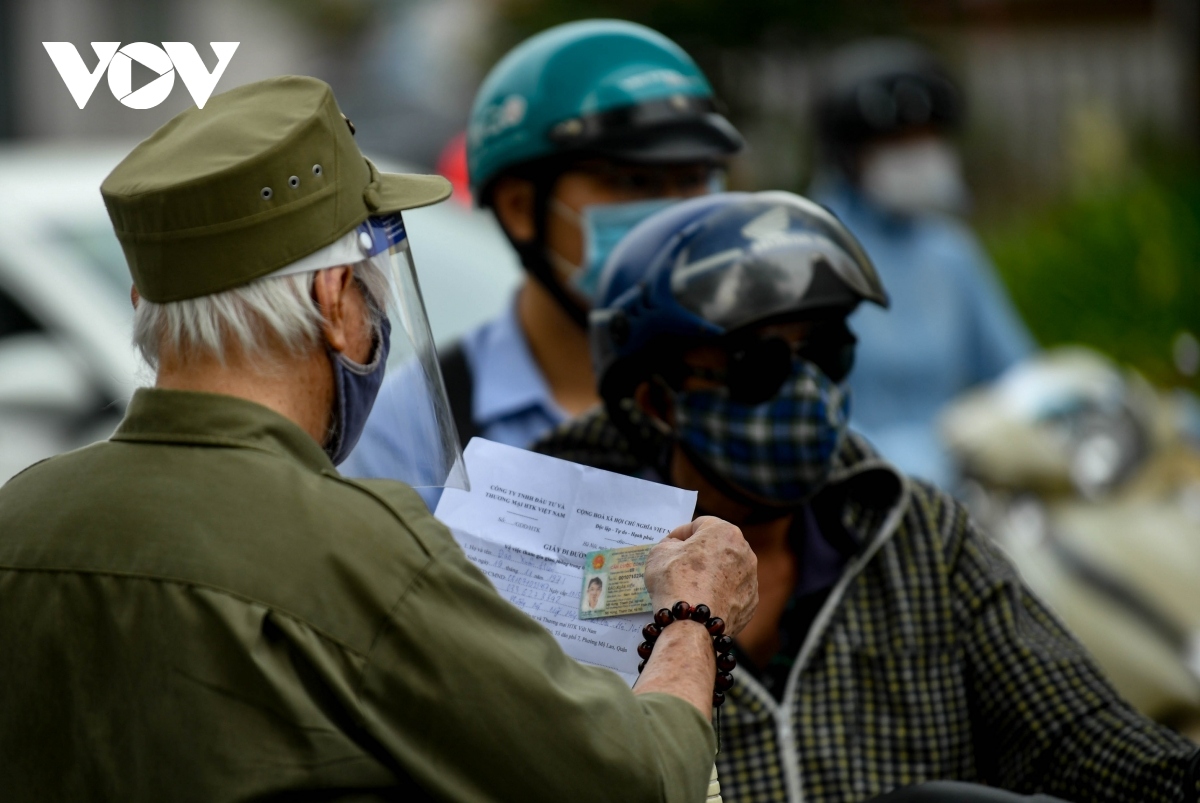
{"left": 470, "top": 299, "right": 566, "bottom": 428}
{"left": 533, "top": 408, "right": 907, "bottom": 551}
{"left": 813, "top": 431, "right": 906, "bottom": 550}
{"left": 111, "top": 388, "right": 336, "bottom": 474}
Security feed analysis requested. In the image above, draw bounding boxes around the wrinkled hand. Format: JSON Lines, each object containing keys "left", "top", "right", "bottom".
{"left": 643, "top": 516, "right": 758, "bottom": 637}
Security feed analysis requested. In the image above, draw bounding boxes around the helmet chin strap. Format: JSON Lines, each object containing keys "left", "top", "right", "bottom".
{"left": 512, "top": 241, "right": 590, "bottom": 329}
{"left": 505, "top": 172, "right": 591, "bottom": 330}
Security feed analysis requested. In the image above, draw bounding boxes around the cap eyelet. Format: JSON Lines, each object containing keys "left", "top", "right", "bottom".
{"left": 312, "top": 164, "right": 322, "bottom": 176}
{"left": 260, "top": 187, "right": 273, "bottom": 199}
{"left": 288, "top": 175, "right": 300, "bottom": 188}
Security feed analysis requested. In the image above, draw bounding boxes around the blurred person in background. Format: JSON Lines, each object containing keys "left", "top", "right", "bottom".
{"left": 0, "top": 76, "right": 760, "bottom": 802}
{"left": 342, "top": 19, "right": 742, "bottom": 489}
{"left": 535, "top": 191, "right": 1200, "bottom": 803}
{"left": 811, "top": 39, "right": 1034, "bottom": 488}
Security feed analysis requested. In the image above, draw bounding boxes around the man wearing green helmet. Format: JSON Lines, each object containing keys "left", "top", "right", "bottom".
{"left": 342, "top": 19, "right": 742, "bottom": 489}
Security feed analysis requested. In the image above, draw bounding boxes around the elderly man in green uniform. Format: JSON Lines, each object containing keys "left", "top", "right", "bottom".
{"left": 0, "top": 76, "right": 758, "bottom": 802}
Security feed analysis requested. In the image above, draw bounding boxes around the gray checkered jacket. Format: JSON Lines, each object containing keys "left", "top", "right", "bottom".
{"left": 533, "top": 410, "right": 1200, "bottom": 803}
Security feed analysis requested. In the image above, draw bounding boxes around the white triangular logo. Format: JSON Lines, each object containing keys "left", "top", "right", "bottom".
{"left": 741, "top": 206, "right": 789, "bottom": 242}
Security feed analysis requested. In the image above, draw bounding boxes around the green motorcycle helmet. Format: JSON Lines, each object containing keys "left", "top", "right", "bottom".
{"left": 467, "top": 19, "right": 743, "bottom": 203}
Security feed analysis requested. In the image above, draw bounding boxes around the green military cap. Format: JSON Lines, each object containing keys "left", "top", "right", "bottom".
{"left": 102, "top": 75, "right": 451, "bottom": 303}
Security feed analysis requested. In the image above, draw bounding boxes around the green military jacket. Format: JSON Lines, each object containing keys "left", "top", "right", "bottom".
{"left": 0, "top": 389, "right": 715, "bottom": 802}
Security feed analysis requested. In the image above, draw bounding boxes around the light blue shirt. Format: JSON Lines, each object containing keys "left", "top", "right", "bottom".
{"left": 816, "top": 183, "right": 1035, "bottom": 487}
{"left": 342, "top": 297, "right": 569, "bottom": 506}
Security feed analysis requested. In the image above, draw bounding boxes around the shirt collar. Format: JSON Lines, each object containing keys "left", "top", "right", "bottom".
{"left": 111, "top": 388, "right": 335, "bottom": 474}
{"left": 813, "top": 176, "right": 915, "bottom": 237}
{"left": 470, "top": 298, "right": 567, "bottom": 427}
{"left": 793, "top": 504, "right": 852, "bottom": 596}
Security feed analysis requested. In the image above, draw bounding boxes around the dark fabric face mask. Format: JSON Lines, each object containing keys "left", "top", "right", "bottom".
{"left": 325, "top": 316, "right": 391, "bottom": 466}
{"left": 672, "top": 356, "right": 851, "bottom": 505}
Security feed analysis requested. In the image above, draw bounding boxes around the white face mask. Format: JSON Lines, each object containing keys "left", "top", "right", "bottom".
{"left": 859, "top": 138, "right": 968, "bottom": 216}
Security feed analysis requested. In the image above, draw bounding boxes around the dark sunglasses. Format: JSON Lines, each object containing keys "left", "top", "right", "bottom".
{"left": 680, "top": 322, "right": 857, "bottom": 405}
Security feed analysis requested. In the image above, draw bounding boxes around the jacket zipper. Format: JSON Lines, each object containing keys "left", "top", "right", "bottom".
{"left": 731, "top": 466, "right": 910, "bottom": 803}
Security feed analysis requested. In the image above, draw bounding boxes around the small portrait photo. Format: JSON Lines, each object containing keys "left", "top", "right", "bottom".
{"left": 582, "top": 574, "right": 606, "bottom": 612}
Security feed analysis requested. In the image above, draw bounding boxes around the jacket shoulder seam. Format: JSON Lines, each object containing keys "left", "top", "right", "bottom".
{"left": 324, "top": 474, "right": 442, "bottom": 556}
{"left": 353, "top": 539, "right": 463, "bottom": 703}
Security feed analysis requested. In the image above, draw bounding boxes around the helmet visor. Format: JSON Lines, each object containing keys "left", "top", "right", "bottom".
{"left": 548, "top": 96, "right": 744, "bottom": 164}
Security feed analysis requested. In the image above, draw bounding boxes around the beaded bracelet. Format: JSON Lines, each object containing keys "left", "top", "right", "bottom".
{"left": 636, "top": 600, "right": 737, "bottom": 707}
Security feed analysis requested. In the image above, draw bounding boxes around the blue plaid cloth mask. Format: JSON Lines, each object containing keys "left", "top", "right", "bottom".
{"left": 673, "top": 358, "right": 851, "bottom": 503}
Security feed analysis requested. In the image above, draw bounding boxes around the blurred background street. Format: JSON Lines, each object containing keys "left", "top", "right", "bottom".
{"left": 4, "top": 0, "right": 1196, "bottom": 382}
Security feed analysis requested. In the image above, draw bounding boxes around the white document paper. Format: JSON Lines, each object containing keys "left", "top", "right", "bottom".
{"left": 454, "top": 531, "right": 646, "bottom": 685}
{"left": 436, "top": 438, "right": 697, "bottom": 565}
{"left": 435, "top": 438, "right": 698, "bottom": 685}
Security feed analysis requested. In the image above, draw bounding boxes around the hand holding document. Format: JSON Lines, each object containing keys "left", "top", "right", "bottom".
{"left": 435, "top": 438, "right": 697, "bottom": 685}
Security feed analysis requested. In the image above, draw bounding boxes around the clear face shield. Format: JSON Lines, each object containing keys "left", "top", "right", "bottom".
{"left": 273, "top": 214, "right": 468, "bottom": 490}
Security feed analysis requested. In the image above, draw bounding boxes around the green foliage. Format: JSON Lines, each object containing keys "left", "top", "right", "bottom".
{"left": 982, "top": 169, "right": 1200, "bottom": 387}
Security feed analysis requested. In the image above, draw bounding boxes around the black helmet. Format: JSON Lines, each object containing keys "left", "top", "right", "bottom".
{"left": 815, "top": 39, "right": 963, "bottom": 169}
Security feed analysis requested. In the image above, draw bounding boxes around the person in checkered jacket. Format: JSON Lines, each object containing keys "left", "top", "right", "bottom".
{"left": 533, "top": 191, "right": 1200, "bottom": 803}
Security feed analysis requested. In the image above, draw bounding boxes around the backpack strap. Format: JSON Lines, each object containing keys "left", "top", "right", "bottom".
{"left": 438, "top": 341, "right": 480, "bottom": 447}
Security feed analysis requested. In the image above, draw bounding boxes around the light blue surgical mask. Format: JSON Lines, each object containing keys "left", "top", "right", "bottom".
{"left": 548, "top": 197, "right": 679, "bottom": 303}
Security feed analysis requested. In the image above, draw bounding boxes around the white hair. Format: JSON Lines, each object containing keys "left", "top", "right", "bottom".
{"left": 133, "top": 259, "right": 388, "bottom": 369}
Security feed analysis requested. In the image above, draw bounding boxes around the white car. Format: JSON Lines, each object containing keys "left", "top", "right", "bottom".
{"left": 0, "top": 144, "right": 520, "bottom": 483}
